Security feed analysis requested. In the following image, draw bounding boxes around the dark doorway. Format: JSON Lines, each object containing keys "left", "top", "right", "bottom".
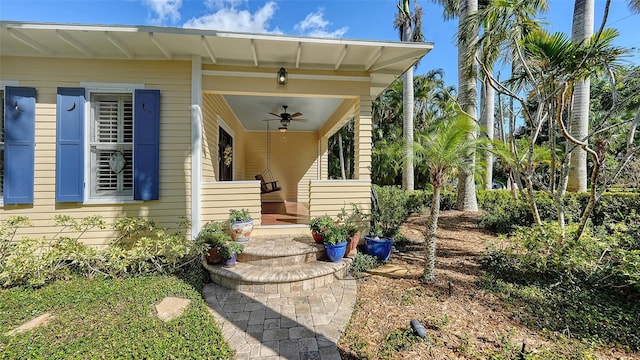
{"left": 218, "top": 127, "right": 233, "bottom": 181}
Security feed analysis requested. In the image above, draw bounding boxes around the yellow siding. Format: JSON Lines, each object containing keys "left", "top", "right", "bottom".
{"left": 202, "top": 93, "right": 247, "bottom": 181}
{"left": 355, "top": 97, "right": 373, "bottom": 180}
{"left": 201, "top": 181, "right": 261, "bottom": 225}
{"left": 308, "top": 180, "right": 371, "bottom": 219}
{"left": 244, "top": 131, "right": 319, "bottom": 203}
{"left": 1, "top": 56, "right": 192, "bottom": 246}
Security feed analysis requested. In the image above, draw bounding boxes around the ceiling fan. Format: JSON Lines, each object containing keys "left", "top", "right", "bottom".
{"left": 265, "top": 105, "right": 306, "bottom": 132}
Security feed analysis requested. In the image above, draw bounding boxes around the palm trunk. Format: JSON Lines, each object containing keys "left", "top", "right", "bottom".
{"left": 567, "top": 0, "right": 594, "bottom": 192}
{"left": 482, "top": 80, "right": 495, "bottom": 190}
{"left": 455, "top": 0, "right": 479, "bottom": 211}
{"left": 423, "top": 183, "right": 441, "bottom": 282}
{"left": 402, "top": 25, "right": 415, "bottom": 191}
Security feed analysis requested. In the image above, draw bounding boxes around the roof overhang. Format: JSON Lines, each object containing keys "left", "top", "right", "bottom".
{"left": 0, "top": 21, "right": 433, "bottom": 97}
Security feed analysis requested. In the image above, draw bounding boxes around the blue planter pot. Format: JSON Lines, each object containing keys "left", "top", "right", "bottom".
{"left": 223, "top": 253, "right": 238, "bottom": 268}
{"left": 325, "top": 241, "right": 348, "bottom": 262}
{"left": 365, "top": 235, "right": 393, "bottom": 261}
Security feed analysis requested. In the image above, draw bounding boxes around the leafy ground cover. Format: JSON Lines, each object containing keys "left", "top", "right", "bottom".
{"left": 0, "top": 275, "right": 233, "bottom": 360}
{"left": 339, "top": 211, "right": 639, "bottom": 359}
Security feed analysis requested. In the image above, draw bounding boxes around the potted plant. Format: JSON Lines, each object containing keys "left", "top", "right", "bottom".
{"left": 196, "top": 221, "right": 232, "bottom": 264}
{"left": 336, "top": 203, "right": 369, "bottom": 257}
{"left": 323, "top": 223, "right": 348, "bottom": 262}
{"left": 219, "top": 240, "right": 244, "bottom": 268}
{"left": 228, "top": 208, "right": 253, "bottom": 242}
{"left": 364, "top": 206, "right": 395, "bottom": 262}
{"left": 309, "top": 215, "right": 334, "bottom": 244}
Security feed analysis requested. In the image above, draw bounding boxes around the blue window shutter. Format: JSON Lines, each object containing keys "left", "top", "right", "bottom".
{"left": 4, "top": 86, "right": 36, "bottom": 205}
{"left": 56, "top": 88, "right": 85, "bottom": 202}
{"left": 133, "top": 89, "right": 160, "bottom": 201}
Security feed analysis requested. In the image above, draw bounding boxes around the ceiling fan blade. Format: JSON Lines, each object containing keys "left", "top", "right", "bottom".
{"left": 268, "top": 112, "right": 281, "bottom": 117}
{"left": 290, "top": 118, "right": 308, "bottom": 122}
{"left": 289, "top": 112, "right": 303, "bottom": 118}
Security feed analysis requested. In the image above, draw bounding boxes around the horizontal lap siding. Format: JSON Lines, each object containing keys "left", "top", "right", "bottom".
{"left": 308, "top": 180, "right": 370, "bottom": 219}
{"left": 1, "top": 56, "right": 192, "bottom": 246}
{"left": 201, "top": 182, "right": 261, "bottom": 225}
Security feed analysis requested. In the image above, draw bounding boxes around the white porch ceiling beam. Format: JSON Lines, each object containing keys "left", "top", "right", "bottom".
{"left": 7, "top": 28, "right": 52, "bottom": 55}
{"left": 365, "top": 46, "right": 384, "bottom": 71}
{"left": 369, "top": 49, "right": 426, "bottom": 72}
{"left": 201, "top": 36, "right": 217, "bottom": 64}
{"left": 105, "top": 32, "right": 134, "bottom": 58}
{"left": 250, "top": 39, "right": 258, "bottom": 66}
{"left": 57, "top": 30, "right": 93, "bottom": 57}
{"left": 334, "top": 45, "right": 348, "bottom": 70}
{"left": 149, "top": 32, "right": 172, "bottom": 59}
{"left": 295, "top": 42, "right": 302, "bottom": 69}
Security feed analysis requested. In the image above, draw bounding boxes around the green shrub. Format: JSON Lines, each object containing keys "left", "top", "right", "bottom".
{"left": 0, "top": 216, "right": 206, "bottom": 289}
{"left": 349, "top": 253, "right": 383, "bottom": 278}
{"left": 372, "top": 185, "right": 410, "bottom": 237}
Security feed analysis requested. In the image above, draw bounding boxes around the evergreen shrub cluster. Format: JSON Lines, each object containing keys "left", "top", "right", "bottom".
{"left": 0, "top": 215, "right": 207, "bottom": 288}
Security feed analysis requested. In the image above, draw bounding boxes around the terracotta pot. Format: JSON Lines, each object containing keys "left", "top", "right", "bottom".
{"left": 206, "top": 247, "right": 223, "bottom": 264}
{"left": 311, "top": 231, "right": 324, "bottom": 244}
{"left": 345, "top": 232, "right": 360, "bottom": 257}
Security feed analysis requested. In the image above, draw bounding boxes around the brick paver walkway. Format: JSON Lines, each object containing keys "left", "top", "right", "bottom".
{"left": 203, "top": 276, "right": 357, "bottom": 359}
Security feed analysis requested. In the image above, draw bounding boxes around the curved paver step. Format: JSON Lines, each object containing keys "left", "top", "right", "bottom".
{"left": 203, "top": 258, "right": 352, "bottom": 293}
{"left": 238, "top": 235, "right": 324, "bottom": 265}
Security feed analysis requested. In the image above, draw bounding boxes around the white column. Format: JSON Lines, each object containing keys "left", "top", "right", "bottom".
{"left": 191, "top": 55, "right": 203, "bottom": 239}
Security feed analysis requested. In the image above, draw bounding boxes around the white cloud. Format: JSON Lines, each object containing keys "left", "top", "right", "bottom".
{"left": 183, "top": 1, "right": 280, "bottom": 33}
{"left": 294, "top": 8, "right": 348, "bottom": 38}
{"left": 142, "top": 0, "right": 182, "bottom": 24}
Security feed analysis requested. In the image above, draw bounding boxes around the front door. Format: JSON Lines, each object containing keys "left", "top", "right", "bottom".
{"left": 219, "top": 127, "right": 233, "bottom": 181}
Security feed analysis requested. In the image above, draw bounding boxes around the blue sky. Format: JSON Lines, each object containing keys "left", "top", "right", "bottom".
{"left": 1, "top": 0, "right": 638, "bottom": 86}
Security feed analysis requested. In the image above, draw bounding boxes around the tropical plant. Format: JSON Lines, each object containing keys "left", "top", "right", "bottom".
{"left": 309, "top": 215, "right": 334, "bottom": 236}
{"left": 415, "top": 111, "right": 480, "bottom": 282}
{"left": 395, "top": 0, "right": 424, "bottom": 191}
{"left": 228, "top": 208, "right": 252, "bottom": 222}
{"left": 336, "top": 203, "right": 370, "bottom": 237}
{"left": 323, "top": 223, "right": 348, "bottom": 246}
{"left": 218, "top": 241, "right": 244, "bottom": 259}
{"left": 195, "top": 221, "right": 231, "bottom": 248}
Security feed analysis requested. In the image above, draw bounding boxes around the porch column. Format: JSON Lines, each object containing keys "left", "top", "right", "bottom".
{"left": 354, "top": 96, "right": 372, "bottom": 181}
{"left": 191, "top": 55, "right": 203, "bottom": 238}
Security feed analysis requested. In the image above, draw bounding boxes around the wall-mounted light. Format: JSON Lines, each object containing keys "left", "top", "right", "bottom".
{"left": 277, "top": 67, "right": 288, "bottom": 85}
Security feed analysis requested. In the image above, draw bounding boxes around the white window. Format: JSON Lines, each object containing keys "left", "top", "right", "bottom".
{"left": 89, "top": 93, "right": 133, "bottom": 198}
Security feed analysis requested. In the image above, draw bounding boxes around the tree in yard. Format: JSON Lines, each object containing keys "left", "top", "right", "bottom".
{"left": 415, "top": 112, "right": 479, "bottom": 282}
{"left": 395, "top": 0, "right": 424, "bottom": 191}
{"left": 567, "top": 0, "right": 594, "bottom": 192}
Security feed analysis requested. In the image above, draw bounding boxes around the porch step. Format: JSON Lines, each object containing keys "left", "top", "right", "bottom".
{"left": 203, "top": 233, "right": 354, "bottom": 293}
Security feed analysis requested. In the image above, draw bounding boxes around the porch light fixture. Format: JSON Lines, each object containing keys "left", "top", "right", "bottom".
{"left": 277, "top": 67, "right": 288, "bottom": 85}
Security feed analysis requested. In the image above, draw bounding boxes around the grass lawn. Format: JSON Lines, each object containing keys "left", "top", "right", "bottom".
{"left": 0, "top": 275, "right": 233, "bottom": 360}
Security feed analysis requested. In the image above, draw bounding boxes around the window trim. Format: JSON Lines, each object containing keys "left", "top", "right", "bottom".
{"left": 0, "top": 81, "right": 20, "bottom": 207}
{"left": 83, "top": 83, "right": 144, "bottom": 203}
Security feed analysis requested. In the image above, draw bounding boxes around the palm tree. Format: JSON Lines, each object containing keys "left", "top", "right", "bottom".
{"left": 415, "top": 112, "right": 478, "bottom": 282}
{"left": 567, "top": 0, "right": 594, "bottom": 192}
{"left": 395, "top": 0, "right": 424, "bottom": 191}
{"left": 430, "top": 0, "right": 480, "bottom": 210}
{"left": 465, "top": 0, "right": 549, "bottom": 190}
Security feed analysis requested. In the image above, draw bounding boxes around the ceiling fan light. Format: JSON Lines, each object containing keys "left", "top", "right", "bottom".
{"left": 277, "top": 67, "right": 288, "bottom": 85}
{"left": 278, "top": 126, "right": 287, "bottom": 133}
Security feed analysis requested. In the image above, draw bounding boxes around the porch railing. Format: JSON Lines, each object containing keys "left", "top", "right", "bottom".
{"left": 202, "top": 181, "right": 262, "bottom": 225}
{"left": 308, "top": 180, "right": 371, "bottom": 219}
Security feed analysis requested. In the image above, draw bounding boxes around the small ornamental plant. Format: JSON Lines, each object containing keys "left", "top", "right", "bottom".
{"left": 195, "top": 221, "right": 231, "bottom": 248}
{"left": 323, "top": 223, "right": 348, "bottom": 246}
{"left": 309, "top": 215, "right": 334, "bottom": 236}
{"left": 219, "top": 241, "right": 244, "bottom": 259}
{"left": 228, "top": 208, "right": 252, "bottom": 223}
